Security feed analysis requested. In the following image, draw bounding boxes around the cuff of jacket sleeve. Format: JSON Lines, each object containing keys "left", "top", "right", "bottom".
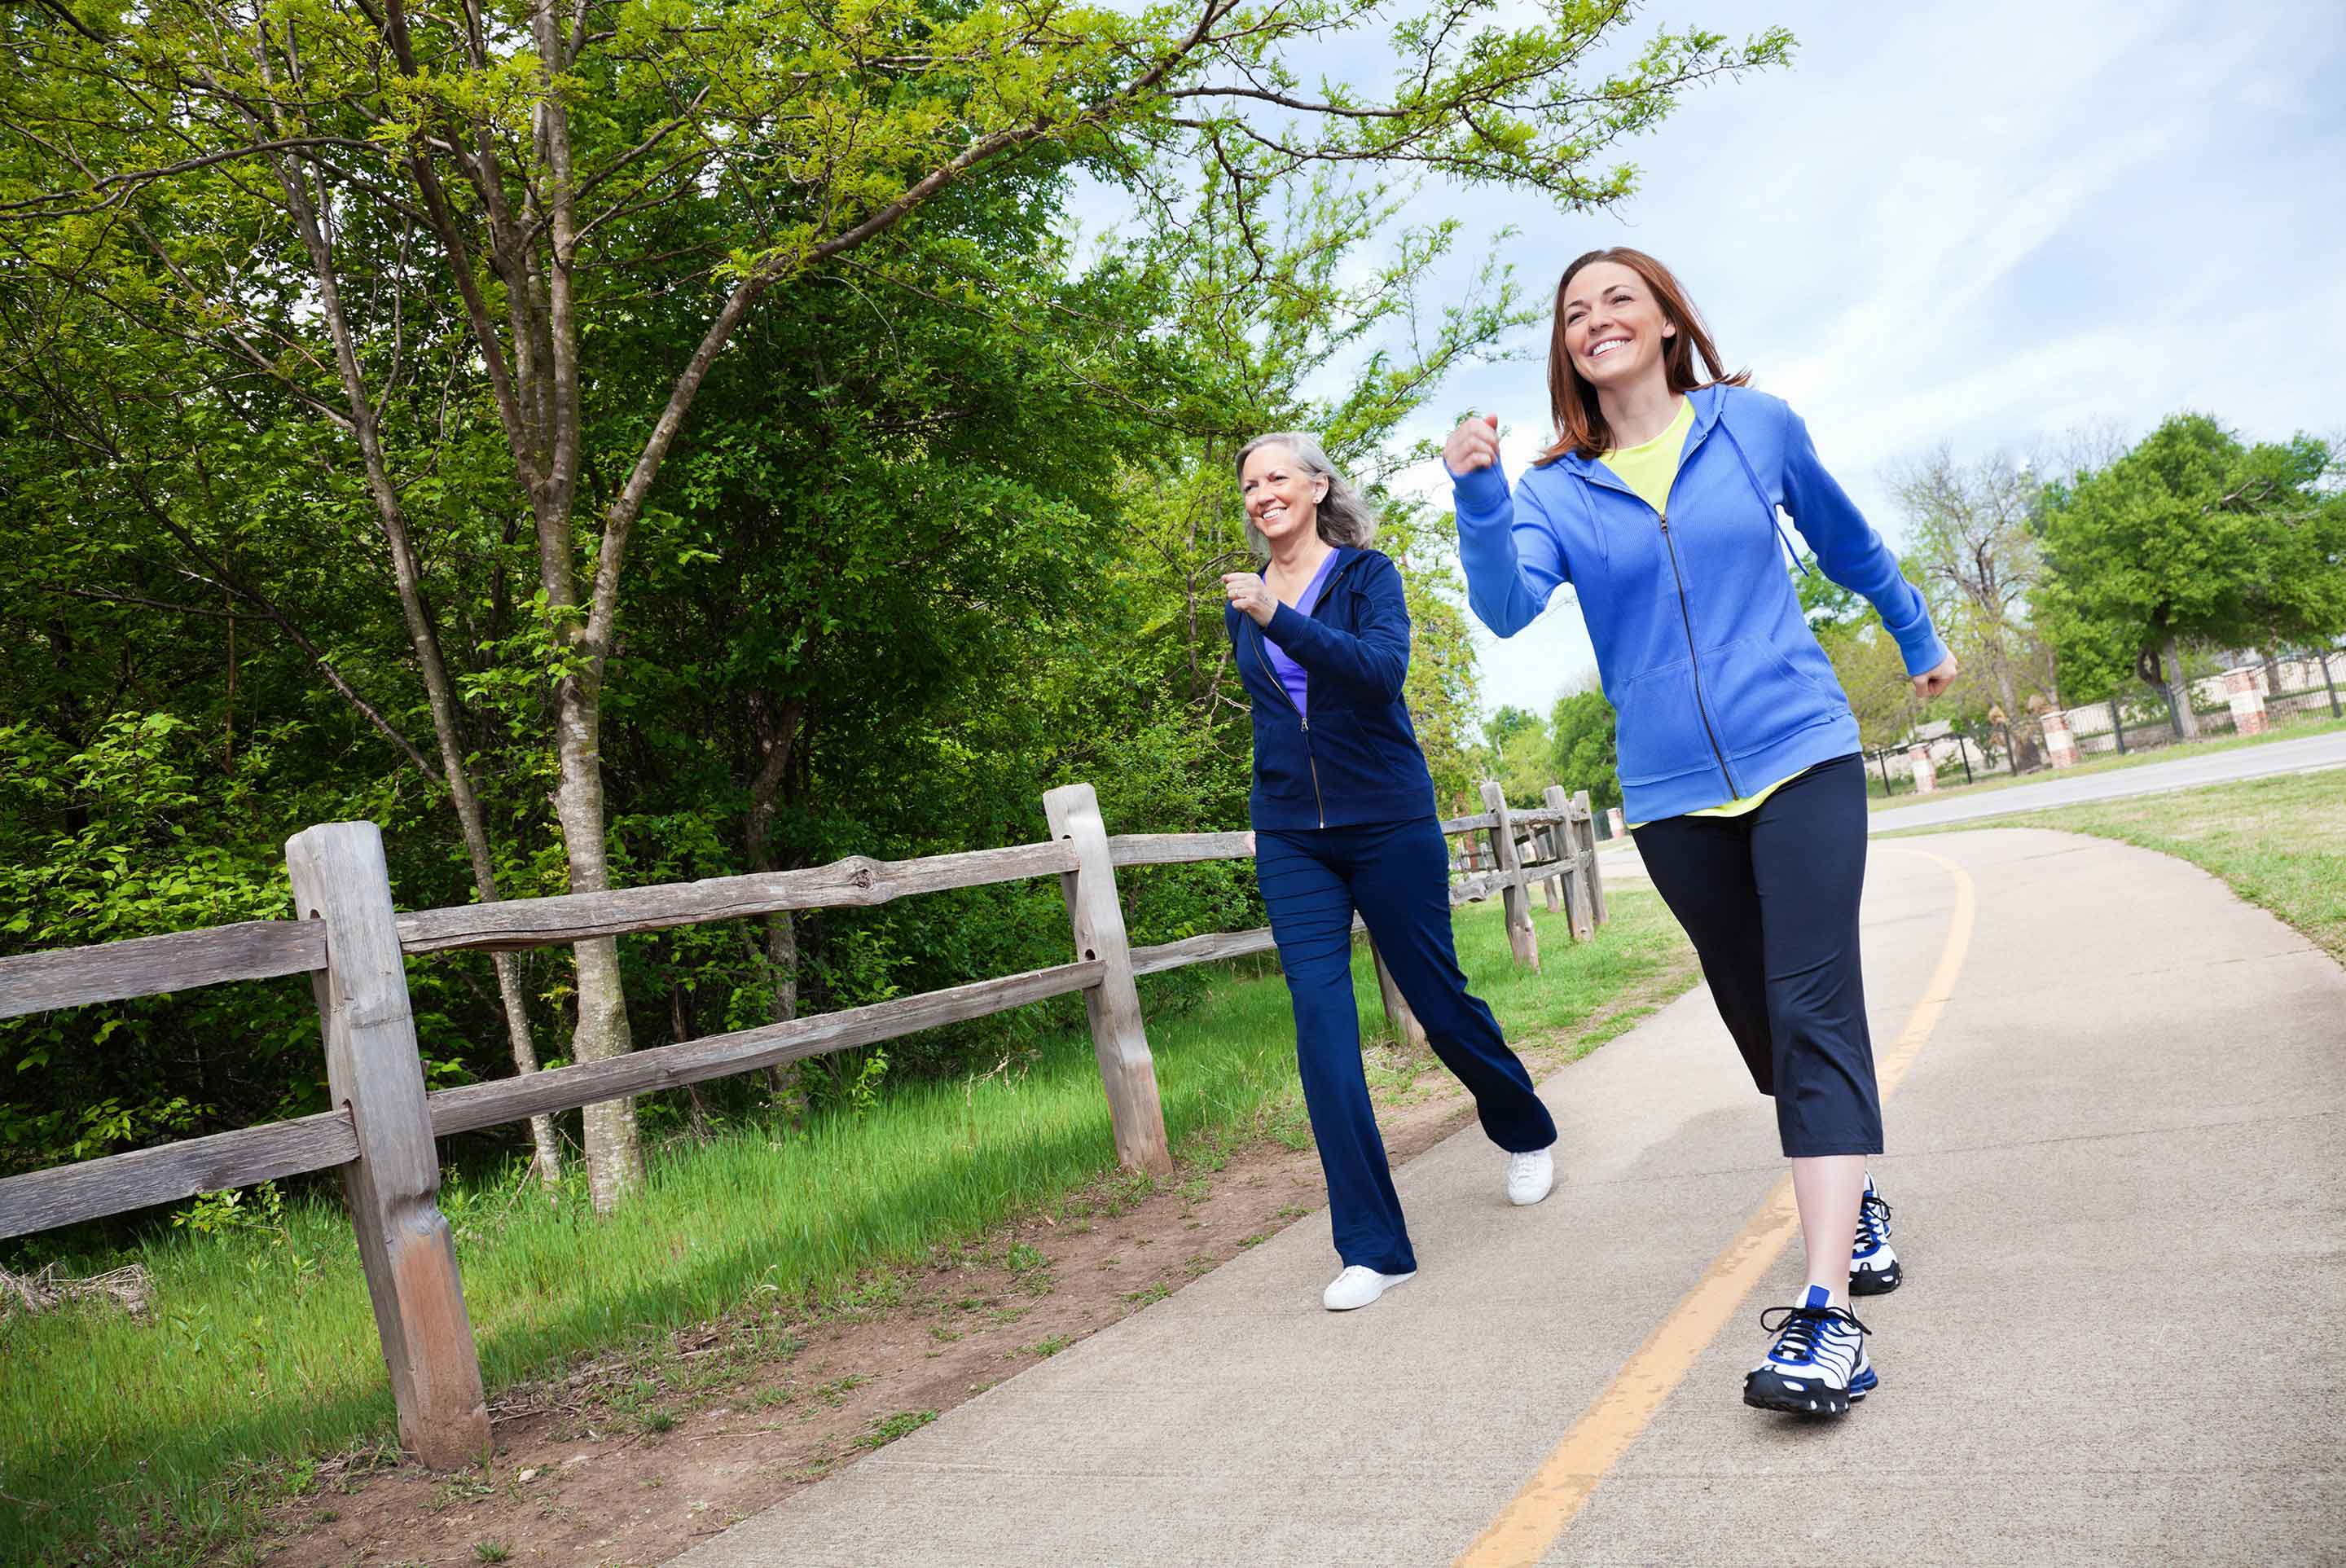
{"left": 1894, "top": 622, "right": 1953, "bottom": 678}
{"left": 1447, "top": 460, "right": 1511, "bottom": 523}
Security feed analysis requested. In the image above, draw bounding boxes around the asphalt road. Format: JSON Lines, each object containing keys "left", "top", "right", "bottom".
{"left": 1865, "top": 727, "right": 2346, "bottom": 832}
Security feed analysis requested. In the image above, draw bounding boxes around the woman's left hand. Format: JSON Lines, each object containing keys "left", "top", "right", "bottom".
{"left": 1912, "top": 653, "right": 1960, "bottom": 701}
{"left": 1223, "top": 572, "right": 1278, "bottom": 627}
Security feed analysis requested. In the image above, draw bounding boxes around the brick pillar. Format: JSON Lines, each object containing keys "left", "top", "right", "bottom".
{"left": 1606, "top": 806, "right": 1625, "bottom": 839}
{"left": 1908, "top": 742, "right": 1937, "bottom": 793}
{"left": 2225, "top": 668, "right": 2269, "bottom": 736}
{"left": 2041, "top": 706, "right": 2081, "bottom": 767}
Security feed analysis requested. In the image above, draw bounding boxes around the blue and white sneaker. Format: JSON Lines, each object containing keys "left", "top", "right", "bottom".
{"left": 1744, "top": 1285, "right": 1875, "bottom": 1416}
{"left": 1849, "top": 1172, "right": 1902, "bottom": 1296}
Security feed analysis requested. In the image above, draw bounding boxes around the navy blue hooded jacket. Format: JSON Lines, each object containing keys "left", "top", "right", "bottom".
{"left": 1225, "top": 546, "right": 1440, "bottom": 831}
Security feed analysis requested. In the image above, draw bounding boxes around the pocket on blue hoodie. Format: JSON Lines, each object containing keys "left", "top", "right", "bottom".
{"left": 1700, "top": 637, "right": 1843, "bottom": 759}
{"left": 1615, "top": 658, "right": 1717, "bottom": 787}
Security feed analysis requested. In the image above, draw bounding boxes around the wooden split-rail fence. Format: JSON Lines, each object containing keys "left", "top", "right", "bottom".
{"left": 0, "top": 780, "right": 1606, "bottom": 1467}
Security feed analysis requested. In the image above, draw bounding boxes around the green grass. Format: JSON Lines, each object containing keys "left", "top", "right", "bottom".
{"left": 0, "top": 888, "right": 1689, "bottom": 1566}
{"left": 1866, "top": 710, "right": 2346, "bottom": 810}
{"left": 1896, "top": 768, "right": 2346, "bottom": 962}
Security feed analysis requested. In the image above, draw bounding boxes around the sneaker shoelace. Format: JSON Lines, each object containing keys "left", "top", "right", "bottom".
{"left": 1856, "top": 1190, "right": 1894, "bottom": 1248}
{"left": 1508, "top": 1152, "right": 1543, "bottom": 1180}
{"left": 1759, "top": 1302, "right": 1871, "bottom": 1367}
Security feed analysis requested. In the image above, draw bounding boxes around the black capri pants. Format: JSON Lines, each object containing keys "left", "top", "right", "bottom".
{"left": 1630, "top": 753, "right": 1882, "bottom": 1157}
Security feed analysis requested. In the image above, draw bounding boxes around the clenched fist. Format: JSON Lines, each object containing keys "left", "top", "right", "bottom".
{"left": 1223, "top": 571, "right": 1278, "bottom": 627}
{"left": 1912, "top": 653, "right": 1960, "bottom": 701}
{"left": 1444, "top": 412, "right": 1501, "bottom": 475}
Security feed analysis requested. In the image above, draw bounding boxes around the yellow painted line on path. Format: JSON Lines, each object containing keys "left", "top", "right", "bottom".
{"left": 1452, "top": 846, "right": 1978, "bottom": 1568}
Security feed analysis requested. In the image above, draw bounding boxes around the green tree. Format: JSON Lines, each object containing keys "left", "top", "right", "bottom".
{"left": 1, "top": 0, "right": 1788, "bottom": 1203}
{"left": 1795, "top": 561, "right": 1868, "bottom": 633}
{"left": 2036, "top": 415, "right": 2346, "bottom": 738}
{"left": 1547, "top": 685, "right": 1619, "bottom": 815}
{"left": 0, "top": 187, "right": 1158, "bottom": 1173}
{"left": 1079, "top": 172, "right": 1527, "bottom": 829}
{"left": 1893, "top": 449, "right": 2054, "bottom": 769}
{"left": 1392, "top": 525, "right": 1487, "bottom": 806}
{"left": 1791, "top": 556, "right": 1925, "bottom": 752}
{"left": 1486, "top": 709, "right": 1550, "bottom": 806}
{"left": 1816, "top": 622, "right": 1922, "bottom": 751}
{"left": 1484, "top": 705, "right": 1544, "bottom": 754}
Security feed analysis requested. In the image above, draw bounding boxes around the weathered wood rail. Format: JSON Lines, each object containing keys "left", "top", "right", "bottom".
{"left": 0, "top": 778, "right": 1604, "bottom": 1465}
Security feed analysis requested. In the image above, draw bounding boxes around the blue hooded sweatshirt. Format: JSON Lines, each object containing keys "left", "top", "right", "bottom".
{"left": 1225, "top": 546, "right": 1440, "bottom": 830}
{"left": 1452, "top": 384, "right": 1948, "bottom": 825}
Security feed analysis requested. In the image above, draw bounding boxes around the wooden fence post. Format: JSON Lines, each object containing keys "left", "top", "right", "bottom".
{"left": 1478, "top": 780, "right": 1539, "bottom": 973}
{"left": 1535, "top": 784, "right": 1565, "bottom": 916}
{"left": 1574, "top": 788, "right": 1608, "bottom": 929}
{"left": 1368, "top": 933, "right": 1428, "bottom": 1056}
{"left": 1557, "top": 788, "right": 1595, "bottom": 938}
{"left": 285, "top": 822, "right": 488, "bottom": 1469}
{"left": 1548, "top": 779, "right": 1585, "bottom": 929}
{"left": 1040, "top": 784, "right": 1174, "bottom": 1178}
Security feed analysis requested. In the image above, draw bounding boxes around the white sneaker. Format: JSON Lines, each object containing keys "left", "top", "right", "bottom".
{"left": 1322, "top": 1265, "right": 1416, "bottom": 1311}
{"left": 1506, "top": 1147, "right": 1555, "bottom": 1206}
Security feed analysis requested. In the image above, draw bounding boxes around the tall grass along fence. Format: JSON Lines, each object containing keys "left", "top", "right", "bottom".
{"left": 0, "top": 780, "right": 1605, "bottom": 1468}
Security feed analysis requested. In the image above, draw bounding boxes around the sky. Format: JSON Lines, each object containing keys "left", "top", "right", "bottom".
{"left": 1122, "top": 0, "right": 2346, "bottom": 723}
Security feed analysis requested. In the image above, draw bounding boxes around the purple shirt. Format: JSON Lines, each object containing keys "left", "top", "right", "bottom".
{"left": 1262, "top": 551, "right": 1341, "bottom": 717}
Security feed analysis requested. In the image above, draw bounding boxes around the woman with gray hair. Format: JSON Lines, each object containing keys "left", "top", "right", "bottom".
{"left": 1224, "top": 432, "right": 1558, "bottom": 1311}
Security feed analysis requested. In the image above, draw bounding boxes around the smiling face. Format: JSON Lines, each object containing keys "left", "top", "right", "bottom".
{"left": 1561, "top": 260, "right": 1677, "bottom": 395}
{"left": 1239, "top": 442, "right": 1327, "bottom": 548}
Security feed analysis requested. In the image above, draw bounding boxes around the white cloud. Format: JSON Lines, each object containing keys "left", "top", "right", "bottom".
{"left": 1057, "top": 0, "right": 2346, "bottom": 722}
{"left": 1364, "top": 0, "right": 2346, "bottom": 718}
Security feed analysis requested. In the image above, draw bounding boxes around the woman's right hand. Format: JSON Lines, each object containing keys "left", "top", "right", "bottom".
{"left": 1443, "top": 412, "right": 1501, "bottom": 475}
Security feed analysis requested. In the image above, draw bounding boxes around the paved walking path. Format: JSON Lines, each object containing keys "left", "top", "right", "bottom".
{"left": 1866, "top": 727, "right": 2346, "bottom": 832}
{"left": 679, "top": 829, "right": 2346, "bottom": 1567}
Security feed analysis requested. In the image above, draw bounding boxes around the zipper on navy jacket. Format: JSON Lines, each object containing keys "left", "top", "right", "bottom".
{"left": 1248, "top": 554, "right": 1355, "bottom": 829}
{"left": 1657, "top": 510, "right": 1741, "bottom": 798}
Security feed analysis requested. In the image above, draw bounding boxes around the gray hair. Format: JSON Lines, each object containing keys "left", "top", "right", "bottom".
{"left": 1235, "top": 432, "right": 1380, "bottom": 559}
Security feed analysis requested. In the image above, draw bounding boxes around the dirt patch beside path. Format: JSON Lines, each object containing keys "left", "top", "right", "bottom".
{"left": 259, "top": 964, "right": 1694, "bottom": 1568}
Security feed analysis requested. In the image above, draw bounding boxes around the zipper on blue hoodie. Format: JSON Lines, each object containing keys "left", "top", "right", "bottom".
{"left": 1579, "top": 425, "right": 1742, "bottom": 801}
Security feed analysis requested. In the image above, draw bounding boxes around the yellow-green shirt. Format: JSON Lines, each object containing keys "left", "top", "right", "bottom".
{"left": 1601, "top": 397, "right": 1798, "bottom": 826}
{"left": 1598, "top": 394, "right": 1694, "bottom": 519}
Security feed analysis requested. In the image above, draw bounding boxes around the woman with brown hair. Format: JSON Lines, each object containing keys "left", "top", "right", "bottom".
{"left": 1445, "top": 247, "right": 1958, "bottom": 1417}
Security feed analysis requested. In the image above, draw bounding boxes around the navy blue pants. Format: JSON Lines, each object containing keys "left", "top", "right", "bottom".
{"left": 1257, "top": 816, "right": 1557, "bottom": 1275}
{"left": 1630, "top": 753, "right": 1883, "bottom": 1158}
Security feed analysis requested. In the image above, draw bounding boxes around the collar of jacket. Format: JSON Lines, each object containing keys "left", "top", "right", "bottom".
{"left": 1246, "top": 544, "right": 1362, "bottom": 630}
{"left": 1542, "top": 381, "right": 1730, "bottom": 487}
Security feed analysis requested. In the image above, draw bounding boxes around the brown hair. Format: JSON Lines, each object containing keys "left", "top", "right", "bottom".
{"left": 1542, "top": 248, "right": 1748, "bottom": 463}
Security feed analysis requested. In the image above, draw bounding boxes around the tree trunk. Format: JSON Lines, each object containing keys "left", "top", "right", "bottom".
{"left": 745, "top": 695, "right": 809, "bottom": 1126}
{"left": 762, "top": 909, "right": 809, "bottom": 1122}
{"left": 501, "top": 3, "right": 643, "bottom": 1212}
{"left": 552, "top": 670, "right": 645, "bottom": 1213}
{"left": 670, "top": 982, "right": 718, "bottom": 1141}
{"left": 1988, "top": 652, "right": 2042, "bottom": 773}
{"left": 2164, "top": 633, "right": 2200, "bottom": 740}
{"left": 266, "top": 143, "right": 565, "bottom": 1188}
{"left": 492, "top": 954, "right": 564, "bottom": 1191}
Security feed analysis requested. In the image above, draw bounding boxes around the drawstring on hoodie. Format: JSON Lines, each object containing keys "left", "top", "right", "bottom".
{"left": 1716, "top": 416, "right": 1812, "bottom": 577}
